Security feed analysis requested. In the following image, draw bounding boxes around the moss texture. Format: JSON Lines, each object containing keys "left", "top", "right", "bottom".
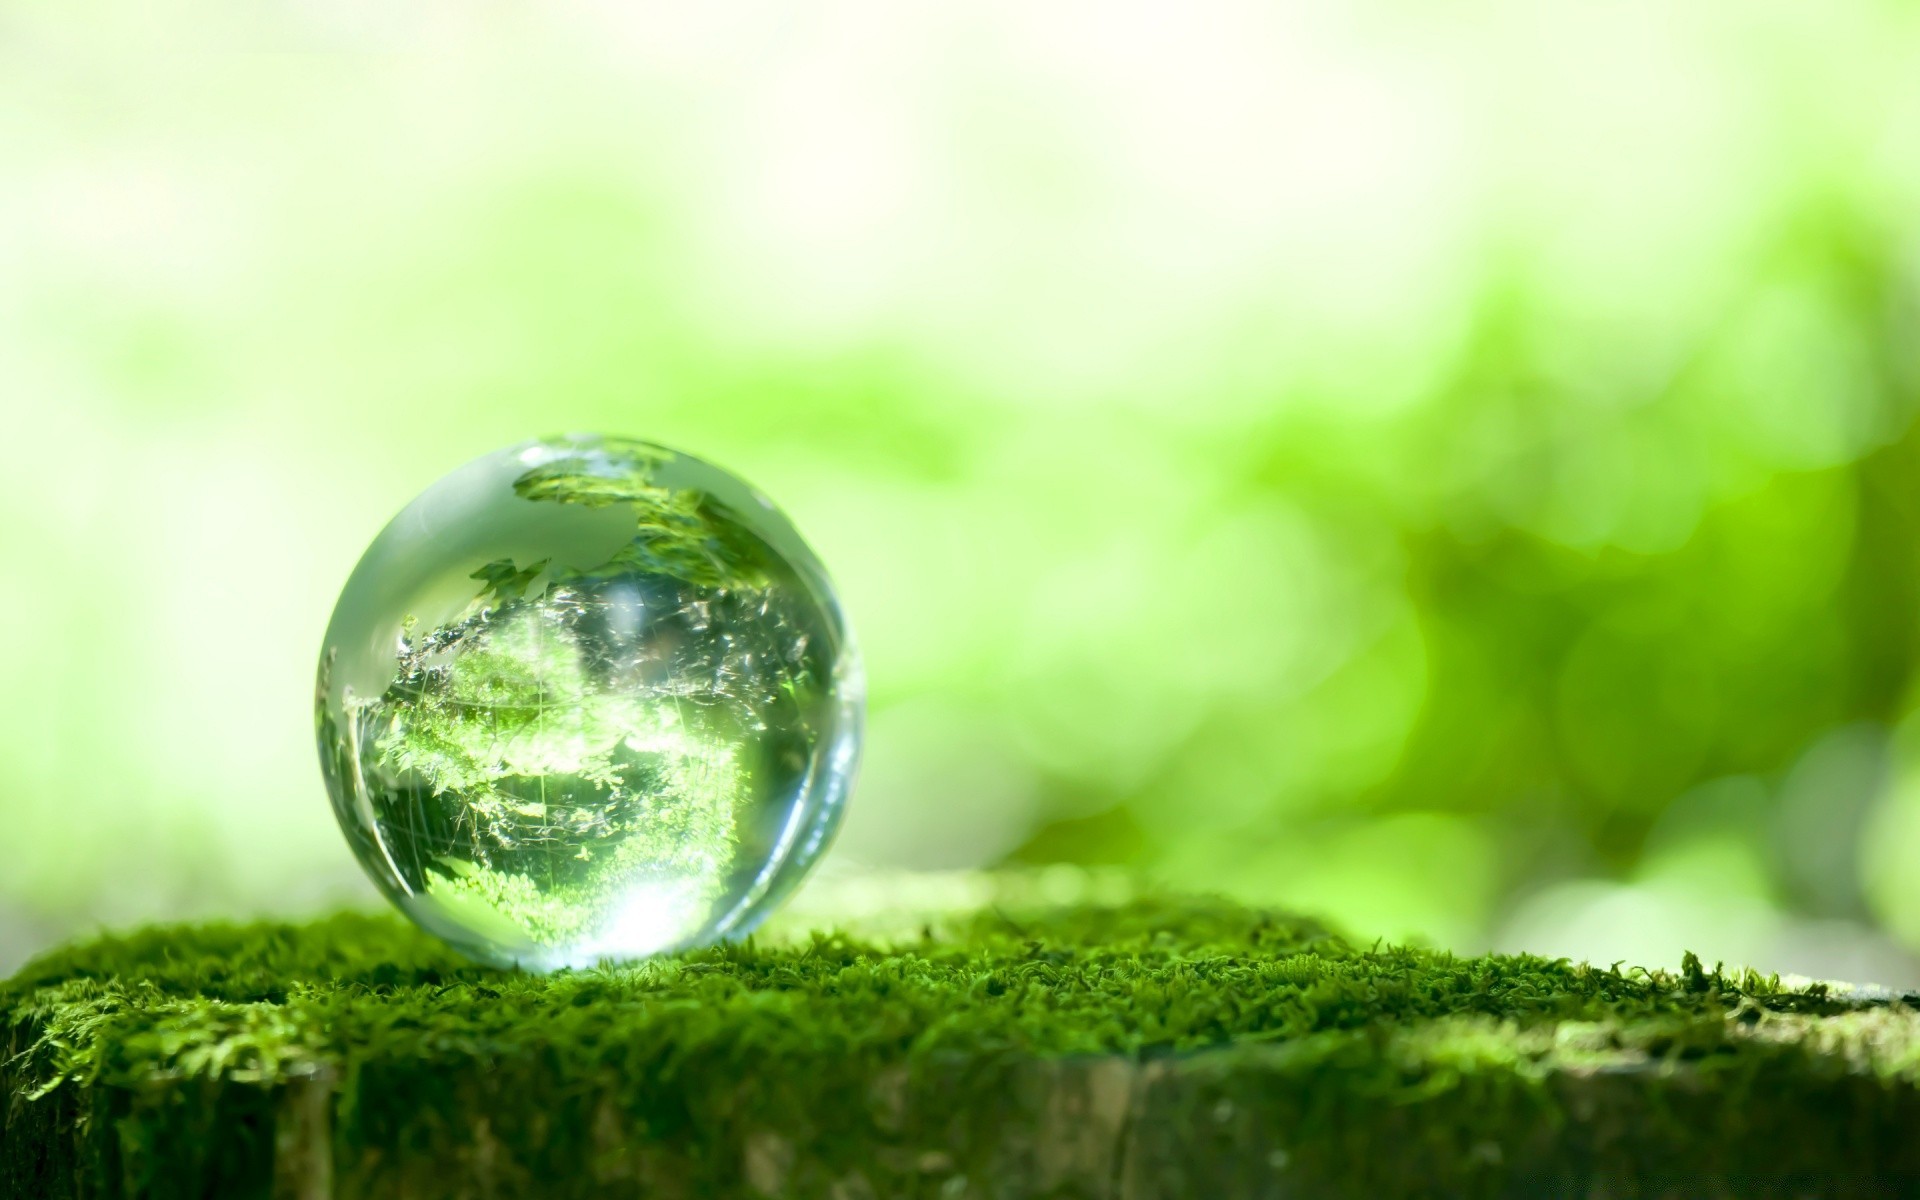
{"left": 5, "top": 895, "right": 1920, "bottom": 1198}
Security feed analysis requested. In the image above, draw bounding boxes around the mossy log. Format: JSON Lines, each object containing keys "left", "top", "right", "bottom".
{"left": 5, "top": 896, "right": 1920, "bottom": 1198}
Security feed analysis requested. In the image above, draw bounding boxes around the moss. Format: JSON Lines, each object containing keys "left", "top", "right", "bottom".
{"left": 509, "top": 439, "right": 781, "bottom": 592}
{"left": 4, "top": 895, "right": 1919, "bottom": 1198}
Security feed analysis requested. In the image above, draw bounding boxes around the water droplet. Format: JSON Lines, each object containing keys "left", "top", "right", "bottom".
{"left": 316, "top": 435, "right": 862, "bottom": 969}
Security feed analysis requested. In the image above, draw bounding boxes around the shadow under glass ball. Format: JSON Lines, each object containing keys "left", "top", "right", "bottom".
{"left": 315, "top": 435, "right": 862, "bottom": 969}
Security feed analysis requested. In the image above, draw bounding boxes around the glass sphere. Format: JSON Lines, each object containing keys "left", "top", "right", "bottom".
{"left": 315, "top": 435, "right": 861, "bottom": 969}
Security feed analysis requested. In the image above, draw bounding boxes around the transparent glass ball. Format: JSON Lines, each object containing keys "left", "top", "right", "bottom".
{"left": 315, "top": 435, "right": 861, "bottom": 969}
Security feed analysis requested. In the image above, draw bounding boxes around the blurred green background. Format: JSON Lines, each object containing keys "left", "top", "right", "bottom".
{"left": 4, "top": 1, "right": 1920, "bottom": 982}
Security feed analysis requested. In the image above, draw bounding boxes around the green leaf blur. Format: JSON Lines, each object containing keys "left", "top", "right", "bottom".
{"left": 2, "top": 2, "right": 1919, "bottom": 982}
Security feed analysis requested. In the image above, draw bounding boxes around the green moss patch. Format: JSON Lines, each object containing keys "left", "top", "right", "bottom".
{"left": 5, "top": 896, "right": 1920, "bottom": 1198}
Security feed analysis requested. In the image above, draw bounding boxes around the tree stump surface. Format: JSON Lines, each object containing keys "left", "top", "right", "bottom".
{"left": 4, "top": 895, "right": 1919, "bottom": 1198}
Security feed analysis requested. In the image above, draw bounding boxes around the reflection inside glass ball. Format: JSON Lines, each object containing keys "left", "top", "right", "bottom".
{"left": 315, "top": 435, "right": 861, "bottom": 969}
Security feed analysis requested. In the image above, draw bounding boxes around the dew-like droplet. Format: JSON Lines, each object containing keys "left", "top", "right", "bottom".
{"left": 315, "top": 435, "right": 862, "bottom": 969}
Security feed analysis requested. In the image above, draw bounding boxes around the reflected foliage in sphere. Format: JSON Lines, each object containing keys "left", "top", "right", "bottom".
{"left": 316, "top": 436, "right": 861, "bottom": 969}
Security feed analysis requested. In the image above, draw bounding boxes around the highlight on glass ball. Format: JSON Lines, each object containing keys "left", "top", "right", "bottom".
{"left": 314, "top": 435, "right": 862, "bottom": 970}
